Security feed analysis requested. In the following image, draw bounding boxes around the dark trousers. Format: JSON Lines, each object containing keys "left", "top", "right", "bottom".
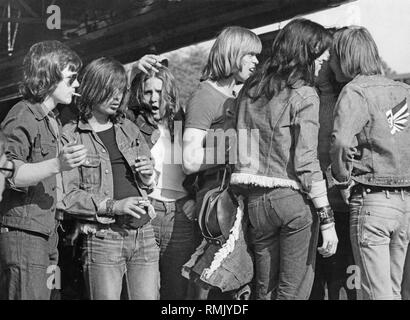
{"left": 0, "top": 226, "right": 59, "bottom": 300}
{"left": 310, "top": 211, "right": 357, "bottom": 300}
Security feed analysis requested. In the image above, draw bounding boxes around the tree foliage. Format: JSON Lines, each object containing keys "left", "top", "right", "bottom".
{"left": 165, "top": 45, "right": 209, "bottom": 109}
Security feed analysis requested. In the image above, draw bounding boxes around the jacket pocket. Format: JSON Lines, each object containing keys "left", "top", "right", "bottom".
{"left": 80, "top": 155, "right": 101, "bottom": 189}
{"left": 31, "top": 143, "right": 55, "bottom": 162}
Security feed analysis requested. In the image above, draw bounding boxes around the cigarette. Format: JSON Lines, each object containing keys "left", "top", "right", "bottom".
{"left": 72, "top": 92, "right": 81, "bottom": 97}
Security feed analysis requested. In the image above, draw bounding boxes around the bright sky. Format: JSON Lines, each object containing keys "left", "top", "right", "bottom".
{"left": 253, "top": 0, "right": 410, "bottom": 75}
{"left": 161, "top": 0, "right": 410, "bottom": 75}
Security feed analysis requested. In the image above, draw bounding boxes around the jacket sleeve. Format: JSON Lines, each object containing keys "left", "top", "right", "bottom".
{"left": 1, "top": 106, "right": 34, "bottom": 192}
{"left": 293, "top": 94, "right": 329, "bottom": 207}
{"left": 330, "top": 86, "right": 369, "bottom": 185}
{"left": 58, "top": 128, "right": 111, "bottom": 220}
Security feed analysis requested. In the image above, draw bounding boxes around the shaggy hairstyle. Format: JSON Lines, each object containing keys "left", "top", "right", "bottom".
{"left": 243, "top": 18, "right": 332, "bottom": 101}
{"left": 332, "top": 26, "right": 382, "bottom": 80}
{"left": 77, "top": 57, "right": 128, "bottom": 123}
{"left": 201, "top": 26, "right": 262, "bottom": 82}
{"left": 20, "top": 40, "right": 82, "bottom": 103}
{"left": 129, "top": 66, "right": 181, "bottom": 141}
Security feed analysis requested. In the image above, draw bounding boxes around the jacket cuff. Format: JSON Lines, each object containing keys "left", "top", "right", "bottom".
{"left": 308, "top": 180, "right": 330, "bottom": 208}
{"left": 6, "top": 159, "right": 28, "bottom": 193}
{"left": 329, "top": 164, "right": 353, "bottom": 189}
{"left": 140, "top": 171, "right": 157, "bottom": 189}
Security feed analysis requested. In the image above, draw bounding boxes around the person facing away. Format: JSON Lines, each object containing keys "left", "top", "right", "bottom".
{"left": 0, "top": 40, "right": 86, "bottom": 300}
{"left": 127, "top": 64, "right": 197, "bottom": 300}
{"left": 329, "top": 26, "right": 410, "bottom": 300}
{"left": 60, "top": 57, "right": 159, "bottom": 300}
{"left": 309, "top": 50, "right": 356, "bottom": 300}
{"left": 231, "top": 18, "right": 338, "bottom": 300}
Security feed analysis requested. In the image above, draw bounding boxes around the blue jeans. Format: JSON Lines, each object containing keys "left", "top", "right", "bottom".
{"left": 402, "top": 243, "right": 410, "bottom": 300}
{"left": 0, "top": 225, "right": 59, "bottom": 300}
{"left": 247, "top": 187, "right": 319, "bottom": 300}
{"left": 151, "top": 197, "right": 196, "bottom": 300}
{"left": 81, "top": 223, "right": 160, "bottom": 300}
{"left": 350, "top": 188, "right": 410, "bottom": 300}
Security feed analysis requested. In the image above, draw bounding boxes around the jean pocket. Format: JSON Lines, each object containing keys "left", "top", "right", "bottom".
{"left": 359, "top": 210, "right": 397, "bottom": 246}
{"left": 85, "top": 232, "right": 124, "bottom": 265}
{"left": 268, "top": 189, "right": 312, "bottom": 231}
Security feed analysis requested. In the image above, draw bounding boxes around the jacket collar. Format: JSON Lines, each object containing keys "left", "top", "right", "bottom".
{"left": 77, "top": 117, "right": 124, "bottom": 132}
{"left": 136, "top": 114, "right": 158, "bottom": 135}
{"left": 26, "top": 101, "right": 50, "bottom": 120}
{"left": 77, "top": 120, "right": 94, "bottom": 131}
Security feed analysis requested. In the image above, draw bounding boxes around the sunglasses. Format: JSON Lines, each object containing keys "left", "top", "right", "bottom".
{"left": 64, "top": 74, "right": 78, "bottom": 86}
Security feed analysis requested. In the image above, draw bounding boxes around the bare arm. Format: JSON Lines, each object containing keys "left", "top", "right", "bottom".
{"left": 183, "top": 128, "right": 223, "bottom": 175}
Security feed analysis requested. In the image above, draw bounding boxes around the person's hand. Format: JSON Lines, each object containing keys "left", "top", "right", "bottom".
{"left": 318, "top": 224, "right": 338, "bottom": 258}
{"left": 58, "top": 142, "right": 87, "bottom": 171}
{"left": 134, "top": 156, "right": 154, "bottom": 180}
{"left": 182, "top": 199, "right": 196, "bottom": 221}
{"left": 340, "top": 180, "right": 356, "bottom": 204}
{"left": 113, "top": 196, "right": 148, "bottom": 219}
{"left": 135, "top": 54, "right": 165, "bottom": 74}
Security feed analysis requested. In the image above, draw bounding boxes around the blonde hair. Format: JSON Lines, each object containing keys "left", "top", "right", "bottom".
{"left": 333, "top": 26, "right": 382, "bottom": 79}
{"left": 201, "top": 26, "right": 262, "bottom": 81}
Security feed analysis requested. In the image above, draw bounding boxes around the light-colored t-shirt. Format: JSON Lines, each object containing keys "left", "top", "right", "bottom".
{"left": 149, "top": 124, "right": 187, "bottom": 201}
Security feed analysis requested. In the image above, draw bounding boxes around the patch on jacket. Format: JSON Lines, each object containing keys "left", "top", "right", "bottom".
{"left": 386, "top": 98, "right": 409, "bottom": 135}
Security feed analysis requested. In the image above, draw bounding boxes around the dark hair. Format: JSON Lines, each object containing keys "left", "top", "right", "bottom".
{"left": 21, "top": 40, "right": 82, "bottom": 103}
{"left": 201, "top": 26, "right": 262, "bottom": 82}
{"left": 332, "top": 26, "right": 382, "bottom": 79}
{"left": 77, "top": 57, "right": 128, "bottom": 123}
{"left": 243, "top": 18, "right": 331, "bottom": 101}
{"left": 129, "top": 66, "right": 181, "bottom": 141}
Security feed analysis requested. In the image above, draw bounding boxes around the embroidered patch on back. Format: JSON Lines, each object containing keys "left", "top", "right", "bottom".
{"left": 386, "top": 98, "right": 409, "bottom": 135}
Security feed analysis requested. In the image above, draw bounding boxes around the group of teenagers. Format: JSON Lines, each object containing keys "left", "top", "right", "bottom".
{"left": 0, "top": 17, "right": 410, "bottom": 300}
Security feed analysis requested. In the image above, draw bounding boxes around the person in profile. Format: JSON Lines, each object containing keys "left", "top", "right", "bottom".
{"left": 0, "top": 40, "right": 86, "bottom": 300}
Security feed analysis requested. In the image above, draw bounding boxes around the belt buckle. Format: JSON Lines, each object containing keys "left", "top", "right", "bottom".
{"left": 0, "top": 227, "right": 9, "bottom": 233}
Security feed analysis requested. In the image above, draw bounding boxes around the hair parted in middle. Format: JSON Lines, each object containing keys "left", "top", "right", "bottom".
{"left": 201, "top": 26, "right": 262, "bottom": 82}
{"left": 77, "top": 57, "right": 128, "bottom": 123}
{"left": 332, "top": 26, "right": 382, "bottom": 80}
{"left": 243, "top": 18, "right": 332, "bottom": 102}
{"left": 129, "top": 66, "right": 181, "bottom": 141}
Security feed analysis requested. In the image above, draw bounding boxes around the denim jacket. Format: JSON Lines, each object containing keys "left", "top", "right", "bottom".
{"left": 59, "top": 118, "right": 153, "bottom": 223}
{"left": 231, "top": 82, "right": 327, "bottom": 203}
{"left": 330, "top": 75, "right": 410, "bottom": 187}
{"left": 0, "top": 101, "right": 60, "bottom": 236}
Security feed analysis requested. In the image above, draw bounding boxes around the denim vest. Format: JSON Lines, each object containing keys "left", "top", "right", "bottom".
{"left": 59, "top": 118, "right": 152, "bottom": 223}
{"left": 231, "top": 82, "right": 324, "bottom": 194}
{"left": 330, "top": 75, "right": 410, "bottom": 187}
{"left": 0, "top": 101, "right": 59, "bottom": 236}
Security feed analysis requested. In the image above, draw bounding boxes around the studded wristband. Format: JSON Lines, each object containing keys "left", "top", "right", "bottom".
{"left": 316, "top": 205, "right": 335, "bottom": 225}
